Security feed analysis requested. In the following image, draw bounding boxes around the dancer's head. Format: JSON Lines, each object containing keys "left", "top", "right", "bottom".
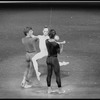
{"left": 43, "top": 26, "right": 49, "bottom": 36}
{"left": 23, "top": 27, "right": 33, "bottom": 36}
{"left": 54, "top": 35, "right": 59, "bottom": 41}
{"left": 48, "top": 29, "right": 56, "bottom": 39}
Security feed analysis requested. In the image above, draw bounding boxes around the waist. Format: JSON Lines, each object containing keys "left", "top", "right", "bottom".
{"left": 48, "top": 55, "right": 57, "bottom": 57}
{"left": 26, "top": 51, "right": 36, "bottom": 53}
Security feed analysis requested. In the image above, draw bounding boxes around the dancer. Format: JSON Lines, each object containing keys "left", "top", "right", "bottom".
{"left": 46, "top": 29, "right": 66, "bottom": 94}
{"left": 31, "top": 27, "right": 49, "bottom": 81}
{"left": 21, "top": 27, "right": 38, "bottom": 88}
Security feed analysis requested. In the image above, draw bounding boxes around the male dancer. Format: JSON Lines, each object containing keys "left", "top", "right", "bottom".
{"left": 46, "top": 29, "right": 66, "bottom": 94}
{"left": 21, "top": 27, "right": 38, "bottom": 88}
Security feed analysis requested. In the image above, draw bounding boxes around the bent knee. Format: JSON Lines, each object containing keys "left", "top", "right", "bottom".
{"left": 31, "top": 57, "right": 36, "bottom": 62}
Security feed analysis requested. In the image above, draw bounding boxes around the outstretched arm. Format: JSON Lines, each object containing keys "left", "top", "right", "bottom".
{"left": 31, "top": 35, "right": 39, "bottom": 38}
{"left": 56, "top": 41, "right": 66, "bottom": 45}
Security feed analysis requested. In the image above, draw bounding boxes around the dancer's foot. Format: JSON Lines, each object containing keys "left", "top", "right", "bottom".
{"left": 55, "top": 88, "right": 65, "bottom": 94}
{"left": 63, "top": 61, "right": 69, "bottom": 65}
{"left": 23, "top": 83, "right": 32, "bottom": 89}
{"left": 37, "top": 72, "right": 41, "bottom": 81}
{"left": 47, "top": 87, "right": 54, "bottom": 94}
{"left": 21, "top": 79, "right": 26, "bottom": 87}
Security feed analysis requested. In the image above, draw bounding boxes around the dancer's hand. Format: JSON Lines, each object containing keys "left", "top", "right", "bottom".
{"left": 61, "top": 41, "right": 66, "bottom": 44}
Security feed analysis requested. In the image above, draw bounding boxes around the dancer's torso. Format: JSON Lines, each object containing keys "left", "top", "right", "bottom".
{"left": 38, "top": 35, "right": 49, "bottom": 52}
{"left": 22, "top": 37, "right": 37, "bottom": 53}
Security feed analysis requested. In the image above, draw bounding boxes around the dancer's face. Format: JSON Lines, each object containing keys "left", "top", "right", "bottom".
{"left": 29, "top": 29, "right": 33, "bottom": 36}
{"left": 43, "top": 28, "right": 49, "bottom": 36}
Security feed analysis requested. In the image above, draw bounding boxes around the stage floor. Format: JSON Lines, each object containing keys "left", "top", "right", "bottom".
{"left": 0, "top": 53, "right": 100, "bottom": 98}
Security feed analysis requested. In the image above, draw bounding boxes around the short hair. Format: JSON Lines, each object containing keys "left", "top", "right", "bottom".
{"left": 23, "top": 27, "right": 32, "bottom": 36}
{"left": 48, "top": 29, "right": 56, "bottom": 39}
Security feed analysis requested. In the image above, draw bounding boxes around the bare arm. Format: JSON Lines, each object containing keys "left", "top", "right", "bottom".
{"left": 60, "top": 44, "right": 64, "bottom": 53}
{"left": 31, "top": 35, "right": 39, "bottom": 38}
{"left": 54, "top": 35, "right": 66, "bottom": 53}
{"left": 56, "top": 40, "right": 66, "bottom": 45}
{"left": 57, "top": 41, "right": 66, "bottom": 53}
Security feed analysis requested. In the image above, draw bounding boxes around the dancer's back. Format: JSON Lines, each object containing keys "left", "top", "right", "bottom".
{"left": 46, "top": 40, "right": 60, "bottom": 57}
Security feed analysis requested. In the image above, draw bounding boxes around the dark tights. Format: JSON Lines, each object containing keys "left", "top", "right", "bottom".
{"left": 46, "top": 56, "right": 61, "bottom": 87}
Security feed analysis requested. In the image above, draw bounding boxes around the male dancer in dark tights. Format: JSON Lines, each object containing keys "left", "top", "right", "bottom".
{"left": 46, "top": 29, "right": 66, "bottom": 94}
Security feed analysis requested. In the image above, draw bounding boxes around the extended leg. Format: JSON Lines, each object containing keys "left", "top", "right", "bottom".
{"left": 32, "top": 51, "right": 46, "bottom": 81}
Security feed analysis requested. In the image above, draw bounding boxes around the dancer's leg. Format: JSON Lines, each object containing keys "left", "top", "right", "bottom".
{"left": 54, "top": 59, "right": 65, "bottom": 94}
{"left": 21, "top": 61, "right": 30, "bottom": 87}
{"left": 21, "top": 57, "right": 35, "bottom": 88}
{"left": 46, "top": 64, "right": 53, "bottom": 93}
{"left": 32, "top": 51, "right": 46, "bottom": 81}
{"left": 27, "top": 61, "right": 34, "bottom": 82}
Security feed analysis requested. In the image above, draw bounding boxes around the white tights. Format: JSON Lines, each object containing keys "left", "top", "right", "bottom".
{"left": 32, "top": 50, "right": 47, "bottom": 81}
